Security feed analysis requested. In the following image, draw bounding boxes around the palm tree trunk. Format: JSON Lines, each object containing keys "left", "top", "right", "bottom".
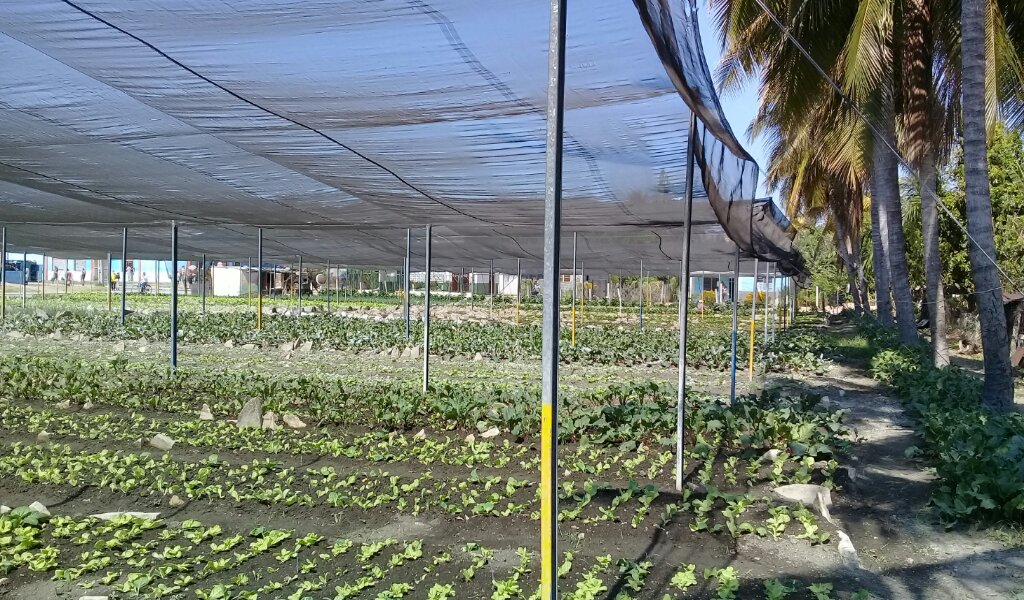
{"left": 833, "top": 218, "right": 863, "bottom": 312}
{"left": 853, "top": 234, "right": 871, "bottom": 312}
{"left": 870, "top": 196, "right": 894, "bottom": 326}
{"left": 962, "top": 0, "right": 1013, "bottom": 411}
{"left": 920, "top": 151, "right": 949, "bottom": 366}
{"left": 872, "top": 100, "right": 919, "bottom": 346}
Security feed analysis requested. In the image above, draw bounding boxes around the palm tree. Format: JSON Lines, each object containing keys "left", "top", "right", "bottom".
{"left": 961, "top": 0, "right": 1013, "bottom": 411}
{"left": 712, "top": 0, "right": 1024, "bottom": 370}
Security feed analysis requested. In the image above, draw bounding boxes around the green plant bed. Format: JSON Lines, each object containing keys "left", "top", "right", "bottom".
{"left": 0, "top": 309, "right": 829, "bottom": 372}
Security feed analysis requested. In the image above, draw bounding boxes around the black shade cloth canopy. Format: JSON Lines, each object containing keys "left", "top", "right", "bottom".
{"left": 0, "top": 0, "right": 803, "bottom": 276}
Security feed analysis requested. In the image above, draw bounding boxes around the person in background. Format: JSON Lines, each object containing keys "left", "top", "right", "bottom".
{"left": 51, "top": 266, "right": 58, "bottom": 282}
{"left": 111, "top": 271, "right": 119, "bottom": 291}
{"left": 79, "top": 267, "right": 86, "bottom": 285}
{"left": 126, "top": 264, "right": 134, "bottom": 282}
{"left": 139, "top": 272, "right": 149, "bottom": 294}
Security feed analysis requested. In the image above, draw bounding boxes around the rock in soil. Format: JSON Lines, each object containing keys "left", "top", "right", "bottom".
{"left": 464, "top": 434, "right": 476, "bottom": 443}
{"left": 480, "top": 427, "right": 500, "bottom": 439}
{"left": 36, "top": 431, "right": 50, "bottom": 443}
{"left": 169, "top": 495, "right": 186, "bottom": 508}
{"left": 283, "top": 414, "right": 306, "bottom": 429}
{"left": 149, "top": 434, "right": 175, "bottom": 451}
{"left": 773, "top": 484, "right": 833, "bottom": 516}
{"left": 199, "top": 404, "right": 214, "bottom": 421}
{"left": 237, "top": 398, "right": 262, "bottom": 428}
{"left": 262, "top": 411, "right": 278, "bottom": 430}
{"left": 28, "top": 501, "right": 50, "bottom": 516}
{"left": 413, "top": 428, "right": 426, "bottom": 440}
{"left": 473, "top": 352, "right": 484, "bottom": 361}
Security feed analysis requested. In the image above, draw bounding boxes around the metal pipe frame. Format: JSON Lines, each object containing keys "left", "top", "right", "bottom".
{"left": 540, "top": 0, "right": 567, "bottom": 593}
{"left": 730, "top": 248, "right": 740, "bottom": 405}
{"left": 297, "top": 254, "right": 303, "bottom": 315}
{"left": 763, "top": 261, "right": 770, "bottom": 340}
{"left": 22, "top": 252, "right": 28, "bottom": 308}
{"left": 247, "top": 255, "right": 252, "bottom": 309}
{"left": 571, "top": 232, "right": 577, "bottom": 345}
{"left": 41, "top": 254, "right": 45, "bottom": 299}
{"left": 106, "top": 253, "right": 112, "bottom": 311}
{"left": 675, "top": 110, "right": 697, "bottom": 492}
{"left": 201, "top": 253, "right": 207, "bottom": 314}
{"left": 121, "top": 229, "right": 128, "bottom": 325}
{"left": 326, "top": 259, "right": 332, "bottom": 313}
{"left": 404, "top": 228, "right": 412, "bottom": 339}
{"left": 170, "top": 221, "right": 179, "bottom": 373}
{"left": 422, "top": 224, "right": 432, "bottom": 393}
{"left": 257, "top": 229, "right": 263, "bottom": 330}
{"left": 639, "top": 257, "right": 644, "bottom": 331}
{"left": 516, "top": 258, "right": 522, "bottom": 325}
{"left": 1, "top": 226, "right": 6, "bottom": 320}
{"left": 749, "top": 258, "right": 758, "bottom": 381}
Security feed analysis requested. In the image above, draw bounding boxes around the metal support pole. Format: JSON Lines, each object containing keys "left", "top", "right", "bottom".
{"left": 1, "top": 226, "right": 6, "bottom": 320}
{"left": 247, "top": 255, "right": 252, "bottom": 310}
{"left": 257, "top": 229, "right": 263, "bottom": 330}
{"left": 516, "top": 258, "right": 522, "bottom": 325}
{"left": 764, "top": 262, "right": 770, "bottom": 339}
{"left": 730, "top": 248, "right": 740, "bottom": 405}
{"left": 460, "top": 267, "right": 466, "bottom": 297}
{"left": 297, "top": 255, "right": 303, "bottom": 315}
{"left": 106, "top": 253, "right": 112, "bottom": 311}
{"left": 676, "top": 110, "right": 696, "bottom": 492}
{"left": 749, "top": 258, "right": 758, "bottom": 381}
{"left": 201, "top": 253, "right": 207, "bottom": 314}
{"left": 580, "top": 263, "right": 585, "bottom": 324}
{"left": 22, "top": 252, "right": 28, "bottom": 308}
{"left": 404, "top": 228, "right": 411, "bottom": 339}
{"left": 170, "top": 221, "right": 179, "bottom": 373}
{"left": 326, "top": 259, "right": 331, "bottom": 313}
{"left": 41, "top": 254, "right": 45, "bottom": 299}
{"left": 571, "top": 232, "right": 577, "bottom": 345}
{"left": 639, "top": 258, "right": 644, "bottom": 331}
{"left": 540, "top": 0, "right": 567, "bottom": 594}
{"left": 121, "top": 230, "right": 128, "bottom": 325}
{"left": 422, "top": 224, "right": 432, "bottom": 393}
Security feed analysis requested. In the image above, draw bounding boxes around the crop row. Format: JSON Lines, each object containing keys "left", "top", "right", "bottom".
{"left": 0, "top": 440, "right": 833, "bottom": 536}
{"left": 0, "top": 355, "right": 850, "bottom": 449}
{"left": 1, "top": 309, "right": 829, "bottom": 371}
{"left": 1, "top": 508, "right": 874, "bottom": 600}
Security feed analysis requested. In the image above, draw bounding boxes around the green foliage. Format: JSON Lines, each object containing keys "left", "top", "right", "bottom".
{"left": 902, "top": 122, "right": 1024, "bottom": 298}
{"left": 795, "top": 223, "right": 848, "bottom": 302}
{"left": 869, "top": 343, "right": 1024, "bottom": 526}
{"left": 1, "top": 308, "right": 825, "bottom": 372}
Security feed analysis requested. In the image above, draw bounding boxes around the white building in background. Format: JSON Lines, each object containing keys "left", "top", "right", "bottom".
{"left": 211, "top": 265, "right": 259, "bottom": 297}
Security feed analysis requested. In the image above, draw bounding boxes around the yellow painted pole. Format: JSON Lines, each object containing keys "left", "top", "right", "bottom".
{"left": 748, "top": 318, "right": 756, "bottom": 381}
{"left": 570, "top": 302, "right": 575, "bottom": 345}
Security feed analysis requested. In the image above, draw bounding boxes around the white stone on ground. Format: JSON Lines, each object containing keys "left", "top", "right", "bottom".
{"left": 283, "top": 414, "right": 306, "bottom": 429}
{"left": 261, "top": 411, "right": 278, "bottom": 430}
{"left": 836, "top": 530, "right": 863, "bottom": 570}
{"left": 237, "top": 398, "right": 262, "bottom": 428}
{"left": 772, "top": 483, "right": 833, "bottom": 516}
{"left": 464, "top": 434, "right": 475, "bottom": 443}
{"left": 169, "top": 495, "right": 185, "bottom": 508}
{"left": 480, "top": 427, "right": 500, "bottom": 439}
{"left": 28, "top": 501, "right": 50, "bottom": 516}
{"left": 36, "top": 431, "right": 50, "bottom": 443}
{"left": 199, "top": 404, "right": 214, "bottom": 421}
{"left": 149, "top": 434, "right": 175, "bottom": 451}
{"left": 473, "top": 352, "right": 483, "bottom": 361}
{"left": 413, "top": 429, "right": 426, "bottom": 440}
